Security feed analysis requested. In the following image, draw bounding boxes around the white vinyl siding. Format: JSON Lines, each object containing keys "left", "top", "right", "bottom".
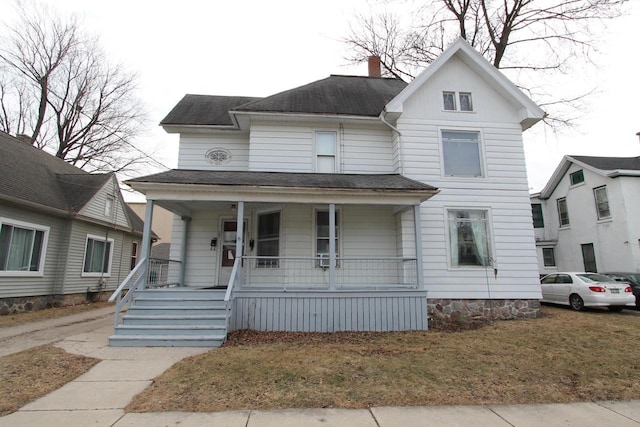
{"left": 177, "top": 133, "right": 250, "bottom": 170}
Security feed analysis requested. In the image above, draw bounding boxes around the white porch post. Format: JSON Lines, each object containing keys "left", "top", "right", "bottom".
{"left": 179, "top": 216, "right": 191, "bottom": 286}
{"left": 140, "top": 200, "right": 154, "bottom": 261}
{"left": 329, "top": 203, "right": 336, "bottom": 290}
{"left": 414, "top": 204, "right": 424, "bottom": 290}
{"left": 235, "top": 201, "right": 245, "bottom": 280}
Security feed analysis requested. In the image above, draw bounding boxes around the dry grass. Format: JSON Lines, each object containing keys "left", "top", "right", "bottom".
{"left": 0, "top": 301, "right": 113, "bottom": 328}
{"left": 127, "top": 305, "right": 640, "bottom": 413}
{"left": 0, "top": 345, "right": 100, "bottom": 415}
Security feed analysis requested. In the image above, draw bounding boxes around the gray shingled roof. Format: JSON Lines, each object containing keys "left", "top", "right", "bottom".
{"left": 572, "top": 155, "right": 640, "bottom": 171}
{"left": 159, "top": 76, "right": 408, "bottom": 126}
{"left": 160, "top": 95, "right": 262, "bottom": 126}
{"left": 0, "top": 131, "right": 145, "bottom": 232}
{"left": 127, "top": 170, "right": 437, "bottom": 192}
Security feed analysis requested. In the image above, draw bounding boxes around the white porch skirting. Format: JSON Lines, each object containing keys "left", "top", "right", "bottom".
{"left": 230, "top": 290, "right": 428, "bottom": 332}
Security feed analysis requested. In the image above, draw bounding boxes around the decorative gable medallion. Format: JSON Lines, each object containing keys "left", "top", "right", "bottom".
{"left": 205, "top": 148, "right": 232, "bottom": 165}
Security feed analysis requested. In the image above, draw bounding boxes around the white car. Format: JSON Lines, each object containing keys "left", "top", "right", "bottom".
{"left": 540, "top": 272, "right": 635, "bottom": 311}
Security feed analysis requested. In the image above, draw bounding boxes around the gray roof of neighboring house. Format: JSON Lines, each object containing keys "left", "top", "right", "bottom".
{"left": 0, "top": 130, "right": 145, "bottom": 233}
{"left": 127, "top": 169, "right": 437, "bottom": 192}
{"left": 571, "top": 155, "right": 640, "bottom": 171}
{"left": 159, "top": 76, "right": 408, "bottom": 126}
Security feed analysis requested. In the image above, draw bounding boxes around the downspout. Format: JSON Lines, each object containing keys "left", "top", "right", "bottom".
{"left": 380, "top": 109, "right": 404, "bottom": 175}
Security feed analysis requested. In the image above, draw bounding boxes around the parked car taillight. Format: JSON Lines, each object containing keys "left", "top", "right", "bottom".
{"left": 588, "top": 286, "right": 606, "bottom": 293}
{"left": 625, "top": 286, "right": 633, "bottom": 293}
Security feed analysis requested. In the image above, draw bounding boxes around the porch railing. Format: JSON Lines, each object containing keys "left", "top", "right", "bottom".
{"left": 147, "top": 257, "right": 182, "bottom": 287}
{"left": 239, "top": 256, "right": 418, "bottom": 290}
{"left": 108, "top": 256, "right": 147, "bottom": 327}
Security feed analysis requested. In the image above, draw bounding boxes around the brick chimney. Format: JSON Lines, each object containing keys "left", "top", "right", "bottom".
{"left": 368, "top": 56, "right": 381, "bottom": 78}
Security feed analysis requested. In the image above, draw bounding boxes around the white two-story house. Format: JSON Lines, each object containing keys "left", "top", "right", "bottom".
{"left": 531, "top": 155, "right": 640, "bottom": 276}
{"left": 109, "top": 39, "right": 545, "bottom": 347}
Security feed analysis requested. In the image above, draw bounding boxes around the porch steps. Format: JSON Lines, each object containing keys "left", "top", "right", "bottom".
{"left": 109, "top": 288, "right": 229, "bottom": 348}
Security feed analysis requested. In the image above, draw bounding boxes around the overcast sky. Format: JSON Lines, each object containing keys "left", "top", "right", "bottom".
{"left": 3, "top": 0, "right": 639, "bottom": 197}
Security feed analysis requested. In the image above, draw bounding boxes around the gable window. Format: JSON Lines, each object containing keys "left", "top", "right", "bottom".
{"left": 447, "top": 210, "right": 490, "bottom": 267}
{"left": 315, "top": 131, "right": 336, "bottom": 173}
{"left": 593, "top": 186, "right": 611, "bottom": 219}
{"left": 0, "top": 219, "right": 48, "bottom": 274}
{"left": 83, "top": 235, "right": 113, "bottom": 276}
{"left": 543, "top": 248, "right": 556, "bottom": 267}
{"left": 442, "top": 91, "right": 473, "bottom": 112}
{"left": 316, "top": 210, "right": 339, "bottom": 267}
{"left": 257, "top": 211, "right": 280, "bottom": 268}
{"left": 130, "top": 241, "right": 139, "bottom": 270}
{"left": 531, "top": 203, "right": 544, "bottom": 228}
{"left": 557, "top": 198, "right": 570, "bottom": 227}
{"left": 441, "top": 130, "right": 482, "bottom": 177}
{"left": 570, "top": 170, "right": 584, "bottom": 185}
{"left": 105, "top": 196, "right": 114, "bottom": 217}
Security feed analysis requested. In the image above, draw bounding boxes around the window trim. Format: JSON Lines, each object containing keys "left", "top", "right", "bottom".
{"left": 313, "top": 207, "right": 341, "bottom": 268}
{"left": 557, "top": 198, "right": 570, "bottom": 227}
{"left": 593, "top": 186, "right": 611, "bottom": 220}
{"left": 445, "top": 207, "right": 493, "bottom": 269}
{"left": 0, "top": 217, "right": 49, "bottom": 277}
{"left": 314, "top": 130, "right": 339, "bottom": 173}
{"left": 542, "top": 247, "right": 556, "bottom": 267}
{"left": 256, "top": 210, "right": 281, "bottom": 268}
{"left": 439, "top": 128, "right": 485, "bottom": 179}
{"left": 82, "top": 234, "right": 114, "bottom": 277}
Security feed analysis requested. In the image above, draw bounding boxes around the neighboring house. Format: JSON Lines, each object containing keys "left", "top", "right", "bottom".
{"left": 0, "top": 131, "right": 147, "bottom": 313}
{"left": 128, "top": 202, "right": 174, "bottom": 245}
{"left": 110, "top": 39, "right": 545, "bottom": 346}
{"left": 531, "top": 155, "right": 640, "bottom": 276}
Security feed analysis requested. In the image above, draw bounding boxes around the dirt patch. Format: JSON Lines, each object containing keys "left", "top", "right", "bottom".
{"left": 0, "top": 301, "right": 113, "bottom": 328}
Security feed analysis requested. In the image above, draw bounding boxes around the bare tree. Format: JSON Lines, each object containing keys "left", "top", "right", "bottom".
{"left": 0, "top": 1, "right": 148, "bottom": 173}
{"left": 344, "top": 0, "right": 627, "bottom": 127}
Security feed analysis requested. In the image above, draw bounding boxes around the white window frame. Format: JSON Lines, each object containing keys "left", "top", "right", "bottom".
{"left": 557, "top": 198, "right": 570, "bottom": 227}
{"left": 593, "top": 186, "right": 611, "bottom": 220}
{"left": 313, "top": 208, "right": 341, "bottom": 268}
{"left": 314, "top": 130, "right": 339, "bottom": 173}
{"left": 542, "top": 247, "right": 556, "bottom": 267}
{"left": 82, "top": 234, "right": 114, "bottom": 277}
{"left": 445, "top": 208, "right": 493, "bottom": 269}
{"left": 104, "top": 196, "right": 115, "bottom": 217}
{"left": 440, "top": 129, "right": 485, "bottom": 178}
{"left": 0, "top": 217, "right": 49, "bottom": 277}
{"left": 442, "top": 91, "right": 474, "bottom": 112}
{"left": 255, "top": 210, "right": 281, "bottom": 268}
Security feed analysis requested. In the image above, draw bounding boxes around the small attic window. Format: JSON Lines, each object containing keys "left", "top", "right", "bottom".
{"left": 443, "top": 92, "right": 456, "bottom": 110}
{"left": 105, "top": 196, "right": 114, "bottom": 217}
{"left": 570, "top": 170, "right": 584, "bottom": 186}
{"left": 443, "top": 91, "right": 473, "bottom": 112}
{"left": 459, "top": 93, "right": 473, "bottom": 111}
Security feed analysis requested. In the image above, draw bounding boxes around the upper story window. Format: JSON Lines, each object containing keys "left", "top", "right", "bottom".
{"left": 315, "top": 131, "right": 337, "bottom": 173}
{"left": 443, "top": 91, "right": 473, "bottom": 112}
{"left": 441, "top": 130, "right": 483, "bottom": 177}
{"left": 257, "top": 211, "right": 280, "bottom": 268}
{"left": 105, "top": 196, "right": 114, "bottom": 217}
{"left": 593, "top": 186, "right": 611, "bottom": 220}
{"left": 447, "top": 209, "right": 491, "bottom": 267}
{"left": 557, "top": 198, "right": 570, "bottom": 227}
{"left": 0, "top": 218, "right": 48, "bottom": 275}
{"left": 531, "top": 203, "right": 544, "bottom": 228}
{"left": 570, "top": 170, "right": 584, "bottom": 185}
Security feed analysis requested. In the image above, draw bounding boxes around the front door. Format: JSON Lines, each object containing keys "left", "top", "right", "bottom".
{"left": 581, "top": 243, "right": 597, "bottom": 273}
{"left": 218, "top": 220, "right": 246, "bottom": 287}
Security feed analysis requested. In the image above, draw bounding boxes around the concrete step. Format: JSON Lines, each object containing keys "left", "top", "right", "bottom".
{"left": 132, "top": 297, "right": 226, "bottom": 308}
{"left": 114, "top": 324, "right": 226, "bottom": 336}
{"left": 108, "top": 334, "right": 225, "bottom": 347}
{"left": 122, "top": 314, "right": 226, "bottom": 326}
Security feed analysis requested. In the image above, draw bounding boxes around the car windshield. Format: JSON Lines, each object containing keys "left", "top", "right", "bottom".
{"left": 578, "top": 273, "right": 616, "bottom": 283}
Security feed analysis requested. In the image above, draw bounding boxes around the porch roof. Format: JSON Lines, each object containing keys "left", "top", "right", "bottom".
{"left": 126, "top": 170, "right": 438, "bottom": 206}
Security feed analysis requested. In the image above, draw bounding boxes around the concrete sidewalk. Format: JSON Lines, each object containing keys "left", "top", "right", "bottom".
{"left": 1, "top": 310, "right": 640, "bottom": 426}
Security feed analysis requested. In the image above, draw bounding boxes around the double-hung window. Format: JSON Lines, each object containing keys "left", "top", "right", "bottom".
{"left": 0, "top": 219, "right": 48, "bottom": 274}
{"left": 316, "top": 210, "right": 339, "bottom": 267}
{"left": 315, "top": 131, "right": 337, "bottom": 173}
{"left": 441, "top": 130, "right": 483, "bottom": 177}
{"left": 593, "top": 186, "right": 611, "bottom": 219}
{"left": 256, "top": 211, "right": 280, "bottom": 268}
{"left": 557, "top": 198, "right": 570, "bottom": 227}
{"left": 447, "top": 210, "right": 490, "bottom": 267}
{"left": 83, "top": 235, "right": 113, "bottom": 276}
{"left": 543, "top": 248, "right": 556, "bottom": 267}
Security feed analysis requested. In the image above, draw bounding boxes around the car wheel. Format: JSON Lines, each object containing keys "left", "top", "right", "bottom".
{"left": 608, "top": 306, "right": 624, "bottom": 312}
{"left": 569, "top": 294, "right": 584, "bottom": 311}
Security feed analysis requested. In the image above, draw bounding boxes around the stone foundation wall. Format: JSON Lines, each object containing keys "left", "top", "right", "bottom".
{"left": 0, "top": 291, "right": 107, "bottom": 315}
{"left": 427, "top": 299, "right": 541, "bottom": 324}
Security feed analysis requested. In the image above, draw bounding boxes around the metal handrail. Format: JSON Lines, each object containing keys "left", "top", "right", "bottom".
{"left": 108, "top": 256, "right": 147, "bottom": 327}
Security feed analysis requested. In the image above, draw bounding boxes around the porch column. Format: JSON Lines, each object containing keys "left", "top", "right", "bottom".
{"left": 179, "top": 216, "right": 191, "bottom": 286}
{"left": 414, "top": 204, "right": 425, "bottom": 290}
{"left": 140, "top": 200, "right": 154, "bottom": 262}
{"left": 235, "top": 202, "right": 245, "bottom": 280}
{"left": 329, "top": 203, "right": 336, "bottom": 290}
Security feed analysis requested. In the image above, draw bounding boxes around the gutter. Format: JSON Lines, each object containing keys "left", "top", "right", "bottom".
{"left": 379, "top": 109, "right": 404, "bottom": 175}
